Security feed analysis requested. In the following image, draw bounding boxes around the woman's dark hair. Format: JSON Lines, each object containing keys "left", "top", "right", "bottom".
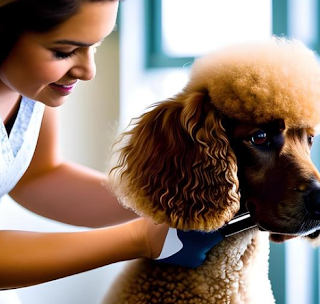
{"left": 0, "top": 0, "right": 117, "bottom": 64}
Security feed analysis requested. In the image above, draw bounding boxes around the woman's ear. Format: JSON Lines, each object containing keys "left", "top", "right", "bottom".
{"left": 110, "top": 90, "right": 240, "bottom": 231}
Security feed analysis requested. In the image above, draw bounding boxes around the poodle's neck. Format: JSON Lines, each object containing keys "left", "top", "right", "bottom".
{"left": 201, "top": 229, "right": 275, "bottom": 304}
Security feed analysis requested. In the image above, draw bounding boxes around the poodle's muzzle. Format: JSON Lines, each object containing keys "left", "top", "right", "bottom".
{"left": 227, "top": 118, "right": 320, "bottom": 242}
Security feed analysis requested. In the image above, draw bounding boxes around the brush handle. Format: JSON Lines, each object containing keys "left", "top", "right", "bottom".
{"left": 219, "top": 211, "right": 257, "bottom": 237}
{"left": 154, "top": 211, "right": 257, "bottom": 268}
{"left": 155, "top": 228, "right": 223, "bottom": 268}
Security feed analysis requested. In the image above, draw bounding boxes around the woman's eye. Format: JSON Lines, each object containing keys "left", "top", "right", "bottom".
{"left": 308, "top": 135, "right": 314, "bottom": 145}
{"left": 250, "top": 130, "right": 269, "bottom": 146}
{"left": 52, "top": 50, "right": 76, "bottom": 60}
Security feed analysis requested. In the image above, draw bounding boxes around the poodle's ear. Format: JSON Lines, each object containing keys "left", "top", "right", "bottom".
{"left": 110, "top": 90, "right": 240, "bottom": 231}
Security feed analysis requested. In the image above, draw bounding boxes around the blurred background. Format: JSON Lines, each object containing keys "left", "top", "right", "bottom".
{"left": 0, "top": 0, "right": 320, "bottom": 303}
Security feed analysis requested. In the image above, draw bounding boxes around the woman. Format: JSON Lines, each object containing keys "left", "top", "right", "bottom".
{"left": 0, "top": 0, "right": 221, "bottom": 301}
{"left": 0, "top": 0, "right": 170, "bottom": 290}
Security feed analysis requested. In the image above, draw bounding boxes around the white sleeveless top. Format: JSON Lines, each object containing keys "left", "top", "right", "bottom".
{"left": 0, "top": 96, "right": 45, "bottom": 198}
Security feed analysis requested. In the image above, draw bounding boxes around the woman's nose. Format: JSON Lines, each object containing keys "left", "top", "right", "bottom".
{"left": 69, "top": 48, "right": 96, "bottom": 81}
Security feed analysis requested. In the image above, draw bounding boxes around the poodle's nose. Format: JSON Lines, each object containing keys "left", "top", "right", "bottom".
{"left": 304, "top": 183, "right": 320, "bottom": 219}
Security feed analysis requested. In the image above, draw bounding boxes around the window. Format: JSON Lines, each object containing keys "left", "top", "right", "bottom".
{"left": 146, "top": 0, "right": 272, "bottom": 68}
{"left": 162, "top": 0, "right": 271, "bottom": 58}
{"left": 145, "top": 0, "right": 320, "bottom": 68}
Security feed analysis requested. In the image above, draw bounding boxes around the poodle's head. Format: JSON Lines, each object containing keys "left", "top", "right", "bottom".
{"left": 110, "top": 38, "right": 320, "bottom": 232}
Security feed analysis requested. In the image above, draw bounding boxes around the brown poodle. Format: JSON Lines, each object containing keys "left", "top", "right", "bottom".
{"left": 103, "top": 38, "right": 320, "bottom": 304}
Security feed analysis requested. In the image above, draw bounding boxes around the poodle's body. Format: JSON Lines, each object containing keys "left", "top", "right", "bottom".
{"left": 104, "top": 230, "right": 274, "bottom": 304}
{"left": 104, "top": 39, "right": 320, "bottom": 303}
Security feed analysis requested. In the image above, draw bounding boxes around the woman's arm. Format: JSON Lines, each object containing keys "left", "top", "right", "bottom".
{"left": 0, "top": 217, "right": 168, "bottom": 289}
{"left": 10, "top": 106, "right": 137, "bottom": 227}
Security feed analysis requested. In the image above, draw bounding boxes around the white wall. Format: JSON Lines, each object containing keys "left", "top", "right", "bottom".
{"left": 0, "top": 29, "right": 126, "bottom": 304}
{"left": 59, "top": 30, "right": 120, "bottom": 170}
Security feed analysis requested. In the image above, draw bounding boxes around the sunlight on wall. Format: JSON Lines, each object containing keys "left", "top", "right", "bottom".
{"left": 161, "top": 71, "right": 189, "bottom": 98}
{"left": 162, "top": 0, "right": 272, "bottom": 57}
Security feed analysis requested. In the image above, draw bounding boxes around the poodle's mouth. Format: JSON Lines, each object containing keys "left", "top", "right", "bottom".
{"left": 242, "top": 200, "right": 320, "bottom": 242}
{"left": 269, "top": 229, "right": 320, "bottom": 243}
{"left": 254, "top": 223, "right": 298, "bottom": 243}
{"left": 245, "top": 200, "right": 320, "bottom": 242}
{"left": 256, "top": 222, "right": 320, "bottom": 243}
{"left": 305, "top": 229, "right": 320, "bottom": 239}
{"left": 268, "top": 233, "right": 297, "bottom": 243}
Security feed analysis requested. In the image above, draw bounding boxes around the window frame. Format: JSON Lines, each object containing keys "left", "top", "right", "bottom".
{"left": 145, "top": 0, "right": 200, "bottom": 68}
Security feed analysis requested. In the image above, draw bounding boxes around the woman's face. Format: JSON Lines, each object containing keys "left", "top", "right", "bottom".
{"left": 0, "top": 1, "right": 118, "bottom": 107}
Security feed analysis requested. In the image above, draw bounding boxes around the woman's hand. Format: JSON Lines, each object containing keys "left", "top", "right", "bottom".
{"left": 131, "top": 217, "right": 224, "bottom": 268}
{"left": 129, "top": 217, "right": 170, "bottom": 259}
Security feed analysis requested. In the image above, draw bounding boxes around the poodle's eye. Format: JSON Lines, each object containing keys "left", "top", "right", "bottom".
{"left": 308, "top": 135, "right": 314, "bottom": 146}
{"left": 250, "top": 130, "right": 269, "bottom": 146}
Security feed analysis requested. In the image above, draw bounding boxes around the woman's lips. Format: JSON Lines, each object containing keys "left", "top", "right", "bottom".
{"left": 49, "top": 81, "right": 77, "bottom": 96}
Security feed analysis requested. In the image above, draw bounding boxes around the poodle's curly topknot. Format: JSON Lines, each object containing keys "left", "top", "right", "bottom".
{"left": 189, "top": 37, "right": 320, "bottom": 129}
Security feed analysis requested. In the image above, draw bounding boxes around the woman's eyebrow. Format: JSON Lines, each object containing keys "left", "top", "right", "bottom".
{"left": 53, "top": 40, "right": 94, "bottom": 47}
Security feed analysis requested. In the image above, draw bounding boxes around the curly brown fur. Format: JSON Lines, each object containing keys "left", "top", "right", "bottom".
{"left": 106, "top": 38, "right": 320, "bottom": 303}
{"left": 111, "top": 92, "right": 239, "bottom": 231}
